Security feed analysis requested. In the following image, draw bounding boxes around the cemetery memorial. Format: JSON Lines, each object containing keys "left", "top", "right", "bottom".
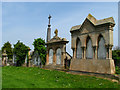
{"left": 2, "top": 50, "right": 8, "bottom": 66}
{"left": 45, "top": 15, "right": 71, "bottom": 69}
{"left": 70, "top": 14, "right": 116, "bottom": 74}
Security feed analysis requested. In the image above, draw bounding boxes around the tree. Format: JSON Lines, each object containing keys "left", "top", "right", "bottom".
{"left": 13, "top": 40, "right": 29, "bottom": 66}
{"left": 33, "top": 38, "right": 46, "bottom": 65}
{"left": 1, "top": 41, "right": 13, "bottom": 59}
{"left": 0, "top": 50, "right": 1, "bottom": 58}
{"left": 112, "top": 46, "right": 120, "bottom": 67}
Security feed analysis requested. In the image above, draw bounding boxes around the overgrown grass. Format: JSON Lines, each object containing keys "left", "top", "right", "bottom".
{"left": 2, "top": 66, "right": 120, "bottom": 88}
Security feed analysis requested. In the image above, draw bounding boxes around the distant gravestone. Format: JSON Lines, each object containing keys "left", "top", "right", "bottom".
{"left": 49, "top": 49, "right": 53, "bottom": 64}
{"left": 56, "top": 48, "right": 61, "bottom": 64}
{"left": 86, "top": 39, "right": 93, "bottom": 59}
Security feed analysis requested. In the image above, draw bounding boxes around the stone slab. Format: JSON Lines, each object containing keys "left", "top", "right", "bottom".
{"left": 70, "top": 59, "right": 115, "bottom": 74}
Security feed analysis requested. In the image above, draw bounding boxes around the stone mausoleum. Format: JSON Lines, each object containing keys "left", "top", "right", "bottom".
{"left": 45, "top": 15, "right": 69, "bottom": 69}
{"left": 70, "top": 14, "right": 115, "bottom": 74}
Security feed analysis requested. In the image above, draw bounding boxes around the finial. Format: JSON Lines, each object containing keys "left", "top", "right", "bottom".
{"left": 54, "top": 29, "right": 58, "bottom": 36}
{"left": 48, "top": 14, "right": 52, "bottom": 27}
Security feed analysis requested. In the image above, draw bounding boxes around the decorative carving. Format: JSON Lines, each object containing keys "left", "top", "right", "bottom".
{"left": 54, "top": 29, "right": 58, "bottom": 36}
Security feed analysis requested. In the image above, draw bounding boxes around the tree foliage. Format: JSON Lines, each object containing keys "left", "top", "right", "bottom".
{"left": 33, "top": 38, "right": 46, "bottom": 65}
{"left": 13, "top": 40, "right": 29, "bottom": 66}
{"left": 2, "top": 41, "right": 13, "bottom": 59}
{"left": 112, "top": 46, "right": 120, "bottom": 67}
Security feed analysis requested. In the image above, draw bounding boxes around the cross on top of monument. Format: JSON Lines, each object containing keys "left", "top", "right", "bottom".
{"left": 48, "top": 14, "right": 52, "bottom": 25}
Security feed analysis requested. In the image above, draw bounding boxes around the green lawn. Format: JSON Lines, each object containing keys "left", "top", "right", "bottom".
{"left": 2, "top": 66, "right": 120, "bottom": 88}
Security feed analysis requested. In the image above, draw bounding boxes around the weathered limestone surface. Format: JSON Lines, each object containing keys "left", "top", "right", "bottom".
{"left": 76, "top": 39, "right": 82, "bottom": 59}
{"left": 49, "top": 49, "right": 53, "bottom": 64}
{"left": 45, "top": 29, "right": 69, "bottom": 69}
{"left": 56, "top": 48, "right": 61, "bottom": 64}
{"left": 70, "top": 14, "right": 115, "bottom": 74}
{"left": 70, "top": 59, "right": 115, "bottom": 74}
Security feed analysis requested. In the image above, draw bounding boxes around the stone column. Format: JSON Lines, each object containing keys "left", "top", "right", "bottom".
{"left": 83, "top": 47, "right": 86, "bottom": 59}
{"left": 93, "top": 46, "right": 98, "bottom": 59}
{"left": 46, "top": 50, "right": 49, "bottom": 65}
{"left": 73, "top": 48, "right": 76, "bottom": 58}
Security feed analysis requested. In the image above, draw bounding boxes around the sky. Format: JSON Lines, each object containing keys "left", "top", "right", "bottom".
{"left": 118, "top": 2, "right": 120, "bottom": 47}
{"left": 2, "top": 2, "right": 118, "bottom": 55}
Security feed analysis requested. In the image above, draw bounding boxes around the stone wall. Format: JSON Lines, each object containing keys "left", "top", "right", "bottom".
{"left": 70, "top": 59, "right": 115, "bottom": 74}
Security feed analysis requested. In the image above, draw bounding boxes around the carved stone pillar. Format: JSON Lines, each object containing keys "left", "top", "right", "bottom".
{"left": 73, "top": 48, "right": 76, "bottom": 58}
{"left": 93, "top": 46, "right": 98, "bottom": 59}
{"left": 83, "top": 47, "right": 86, "bottom": 59}
{"left": 106, "top": 45, "right": 113, "bottom": 59}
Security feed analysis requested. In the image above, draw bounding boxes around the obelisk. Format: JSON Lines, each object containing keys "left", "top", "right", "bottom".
{"left": 47, "top": 15, "right": 51, "bottom": 42}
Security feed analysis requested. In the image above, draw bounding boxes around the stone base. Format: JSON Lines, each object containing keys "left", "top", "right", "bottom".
{"left": 70, "top": 59, "right": 115, "bottom": 74}
{"left": 44, "top": 64, "right": 64, "bottom": 70}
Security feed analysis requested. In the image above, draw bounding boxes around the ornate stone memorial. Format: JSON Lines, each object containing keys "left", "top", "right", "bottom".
{"left": 70, "top": 14, "right": 115, "bottom": 74}
{"left": 45, "top": 15, "right": 69, "bottom": 69}
{"left": 45, "top": 29, "right": 69, "bottom": 69}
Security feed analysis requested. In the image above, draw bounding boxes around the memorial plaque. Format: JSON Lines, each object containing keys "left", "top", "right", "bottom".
{"left": 49, "top": 49, "right": 53, "bottom": 64}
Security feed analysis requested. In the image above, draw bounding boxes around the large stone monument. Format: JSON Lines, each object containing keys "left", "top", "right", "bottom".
{"left": 70, "top": 14, "right": 115, "bottom": 74}
{"left": 45, "top": 29, "right": 69, "bottom": 69}
{"left": 45, "top": 15, "right": 69, "bottom": 69}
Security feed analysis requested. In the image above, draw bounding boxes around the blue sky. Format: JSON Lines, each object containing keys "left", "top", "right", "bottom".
{"left": 2, "top": 2, "right": 118, "bottom": 55}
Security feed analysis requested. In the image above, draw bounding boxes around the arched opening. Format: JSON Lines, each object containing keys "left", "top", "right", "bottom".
{"left": 49, "top": 49, "right": 53, "bottom": 64}
{"left": 86, "top": 36, "right": 93, "bottom": 59}
{"left": 98, "top": 35, "right": 106, "bottom": 59}
{"left": 56, "top": 48, "right": 61, "bottom": 64}
{"left": 76, "top": 38, "right": 82, "bottom": 59}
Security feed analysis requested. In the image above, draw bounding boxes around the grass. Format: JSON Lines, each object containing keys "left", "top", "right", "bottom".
{"left": 2, "top": 66, "right": 120, "bottom": 88}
